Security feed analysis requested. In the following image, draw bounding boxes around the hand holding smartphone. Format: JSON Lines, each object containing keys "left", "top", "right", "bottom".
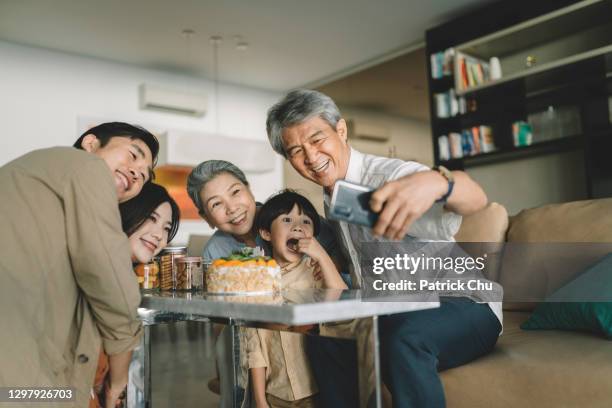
{"left": 328, "top": 180, "right": 379, "bottom": 227}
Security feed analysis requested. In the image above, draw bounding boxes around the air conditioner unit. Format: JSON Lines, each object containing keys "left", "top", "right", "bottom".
{"left": 346, "top": 119, "right": 390, "bottom": 142}
{"left": 139, "top": 84, "right": 207, "bottom": 117}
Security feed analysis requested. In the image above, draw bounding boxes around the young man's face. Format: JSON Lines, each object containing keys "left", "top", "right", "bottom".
{"left": 281, "top": 116, "right": 351, "bottom": 191}
{"left": 261, "top": 204, "right": 315, "bottom": 265}
{"left": 82, "top": 135, "right": 153, "bottom": 202}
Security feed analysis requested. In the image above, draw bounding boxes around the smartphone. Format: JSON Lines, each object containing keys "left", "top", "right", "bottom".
{"left": 328, "top": 180, "right": 378, "bottom": 228}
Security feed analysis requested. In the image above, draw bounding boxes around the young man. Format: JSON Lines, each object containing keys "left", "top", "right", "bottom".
{"left": 0, "top": 122, "right": 158, "bottom": 407}
{"left": 266, "top": 90, "right": 502, "bottom": 408}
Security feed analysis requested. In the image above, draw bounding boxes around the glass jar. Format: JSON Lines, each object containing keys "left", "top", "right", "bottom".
{"left": 135, "top": 260, "right": 159, "bottom": 290}
{"left": 159, "top": 246, "right": 187, "bottom": 291}
{"left": 175, "top": 257, "right": 203, "bottom": 291}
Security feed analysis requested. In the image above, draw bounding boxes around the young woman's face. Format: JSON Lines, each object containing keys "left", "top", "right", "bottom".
{"left": 262, "top": 204, "right": 315, "bottom": 265}
{"left": 199, "top": 173, "right": 256, "bottom": 239}
{"left": 129, "top": 202, "right": 173, "bottom": 264}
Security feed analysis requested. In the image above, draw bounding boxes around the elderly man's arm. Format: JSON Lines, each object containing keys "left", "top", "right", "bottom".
{"left": 443, "top": 170, "right": 488, "bottom": 215}
{"left": 370, "top": 169, "right": 487, "bottom": 240}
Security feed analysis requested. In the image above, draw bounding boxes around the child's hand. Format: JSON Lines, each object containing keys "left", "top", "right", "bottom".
{"left": 309, "top": 258, "right": 323, "bottom": 281}
{"left": 296, "top": 237, "right": 326, "bottom": 262}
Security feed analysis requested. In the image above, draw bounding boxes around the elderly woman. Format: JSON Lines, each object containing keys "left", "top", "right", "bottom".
{"left": 265, "top": 89, "right": 503, "bottom": 408}
{"left": 186, "top": 160, "right": 345, "bottom": 407}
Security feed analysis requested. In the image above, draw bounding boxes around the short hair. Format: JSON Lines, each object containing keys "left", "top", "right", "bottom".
{"left": 256, "top": 189, "right": 320, "bottom": 236}
{"left": 186, "top": 160, "right": 249, "bottom": 216}
{"left": 73, "top": 122, "right": 160, "bottom": 166}
{"left": 266, "top": 89, "right": 341, "bottom": 158}
{"left": 119, "top": 183, "right": 180, "bottom": 243}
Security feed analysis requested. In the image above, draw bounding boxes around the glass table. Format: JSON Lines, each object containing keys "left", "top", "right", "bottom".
{"left": 135, "top": 289, "right": 439, "bottom": 408}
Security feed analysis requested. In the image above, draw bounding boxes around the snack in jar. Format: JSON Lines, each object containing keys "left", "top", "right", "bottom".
{"left": 159, "top": 246, "right": 187, "bottom": 290}
{"left": 134, "top": 260, "right": 159, "bottom": 290}
{"left": 175, "top": 256, "right": 203, "bottom": 291}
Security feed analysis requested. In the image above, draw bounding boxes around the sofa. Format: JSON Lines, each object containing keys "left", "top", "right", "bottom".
{"left": 441, "top": 199, "right": 612, "bottom": 407}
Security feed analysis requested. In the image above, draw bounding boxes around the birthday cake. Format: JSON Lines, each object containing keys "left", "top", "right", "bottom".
{"left": 206, "top": 248, "right": 281, "bottom": 294}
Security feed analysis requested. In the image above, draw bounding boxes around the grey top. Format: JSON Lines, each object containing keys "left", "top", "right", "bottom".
{"left": 140, "top": 289, "right": 439, "bottom": 325}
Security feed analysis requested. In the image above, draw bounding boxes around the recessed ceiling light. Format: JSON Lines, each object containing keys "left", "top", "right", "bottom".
{"left": 209, "top": 35, "right": 223, "bottom": 46}
{"left": 181, "top": 29, "right": 195, "bottom": 38}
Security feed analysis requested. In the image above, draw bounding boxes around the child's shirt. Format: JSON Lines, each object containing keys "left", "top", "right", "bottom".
{"left": 245, "top": 256, "right": 322, "bottom": 401}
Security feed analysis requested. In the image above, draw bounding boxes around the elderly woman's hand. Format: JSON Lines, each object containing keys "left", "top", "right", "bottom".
{"left": 369, "top": 171, "right": 447, "bottom": 240}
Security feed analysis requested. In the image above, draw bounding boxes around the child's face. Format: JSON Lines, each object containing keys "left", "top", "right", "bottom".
{"left": 262, "top": 204, "right": 315, "bottom": 265}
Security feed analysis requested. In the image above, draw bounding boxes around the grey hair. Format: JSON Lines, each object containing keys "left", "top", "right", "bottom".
{"left": 266, "top": 89, "right": 341, "bottom": 158}
{"left": 186, "top": 160, "right": 249, "bottom": 215}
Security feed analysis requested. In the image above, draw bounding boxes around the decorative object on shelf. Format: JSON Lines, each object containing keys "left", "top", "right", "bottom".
{"left": 525, "top": 55, "right": 537, "bottom": 68}
{"left": 527, "top": 105, "right": 582, "bottom": 144}
{"left": 489, "top": 57, "right": 502, "bottom": 80}
{"left": 512, "top": 121, "right": 533, "bottom": 147}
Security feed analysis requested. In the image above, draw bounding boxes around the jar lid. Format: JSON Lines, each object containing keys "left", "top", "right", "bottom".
{"left": 177, "top": 256, "right": 202, "bottom": 263}
{"left": 161, "top": 246, "right": 187, "bottom": 254}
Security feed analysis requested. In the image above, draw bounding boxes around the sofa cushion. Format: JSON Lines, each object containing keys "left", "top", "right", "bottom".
{"left": 500, "top": 199, "right": 612, "bottom": 310}
{"left": 521, "top": 253, "right": 612, "bottom": 338}
{"left": 440, "top": 312, "right": 612, "bottom": 408}
{"left": 507, "top": 198, "right": 612, "bottom": 242}
{"left": 455, "top": 202, "right": 508, "bottom": 243}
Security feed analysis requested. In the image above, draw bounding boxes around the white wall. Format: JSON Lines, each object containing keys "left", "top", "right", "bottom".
{"left": 0, "top": 40, "right": 283, "bottom": 244}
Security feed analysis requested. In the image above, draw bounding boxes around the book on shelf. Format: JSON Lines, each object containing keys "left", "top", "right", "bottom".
{"left": 430, "top": 48, "right": 455, "bottom": 79}
{"left": 434, "top": 89, "right": 459, "bottom": 118}
{"left": 454, "top": 50, "right": 490, "bottom": 92}
{"left": 438, "top": 125, "right": 495, "bottom": 161}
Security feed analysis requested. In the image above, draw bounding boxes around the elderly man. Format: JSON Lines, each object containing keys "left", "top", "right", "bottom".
{"left": 0, "top": 122, "right": 157, "bottom": 407}
{"left": 266, "top": 90, "right": 502, "bottom": 408}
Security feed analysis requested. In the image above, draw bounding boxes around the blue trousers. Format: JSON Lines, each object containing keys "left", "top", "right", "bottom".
{"left": 308, "top": 297, "right": 501, "bottom": 408}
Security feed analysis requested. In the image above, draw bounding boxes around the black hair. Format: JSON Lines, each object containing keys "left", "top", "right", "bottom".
{"left": 119, "top": 183, "right": 180, "bottom": 242}
{"left": 73, "top": 122, "right": 160, "bottom": 166}
{"left": 256, "top": 189, "right": 320, "bottom": 236}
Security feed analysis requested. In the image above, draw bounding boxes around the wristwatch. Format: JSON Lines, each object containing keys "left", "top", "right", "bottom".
{"left": 432, "top": 165, "right": 455, "bottom": 203}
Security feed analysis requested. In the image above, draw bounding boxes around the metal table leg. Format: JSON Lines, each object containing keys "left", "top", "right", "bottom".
{"left": 143, "top": 324, "right": 151, "bottom": 408}
{"left": 229, "top": 318, "right": 239, "bottom": 408}
{"left": 372, "top": 315, "right": 382, "bottom": 408}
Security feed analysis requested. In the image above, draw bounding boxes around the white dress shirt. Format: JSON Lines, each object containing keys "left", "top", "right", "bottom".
{"left": 323, "top": 148, "right": 503, "bottom": 328}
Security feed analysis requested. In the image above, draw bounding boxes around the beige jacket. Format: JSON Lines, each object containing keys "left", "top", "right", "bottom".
{"left": 0, "top": 147, "right": 142, "bottom": 407}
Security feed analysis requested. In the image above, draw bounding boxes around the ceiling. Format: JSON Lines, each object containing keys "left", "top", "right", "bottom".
{"left": 0, "top": 0, "right": 491, "bottom": 92}
{"left": 318, "top": 47, "right": 430, "bottom": 121}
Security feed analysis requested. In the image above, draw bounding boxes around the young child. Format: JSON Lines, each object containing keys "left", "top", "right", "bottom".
{"left": 246, "top": 190, "right": 347, "bottom": 408}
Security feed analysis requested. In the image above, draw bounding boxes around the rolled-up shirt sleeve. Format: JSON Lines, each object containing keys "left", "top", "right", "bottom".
{"left": 246, "top": 328, "right": 267, "bottom": 369}
{"left": 63, "top": 159, "right": 142, "bottom": 355}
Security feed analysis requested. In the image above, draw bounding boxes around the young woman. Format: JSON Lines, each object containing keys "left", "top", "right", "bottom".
{"left": 92, "top": 182, "right": 180, "bottom": 408}
{"left": 120, "top": 182, "right": 180, "bottom": 264}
